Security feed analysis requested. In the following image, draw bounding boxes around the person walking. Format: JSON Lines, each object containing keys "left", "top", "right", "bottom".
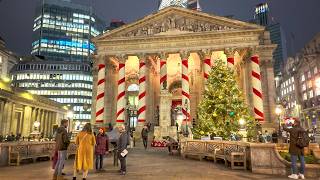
{"left": 282, "top": 120, "right": 306, "bottom": 179}
{"left": 73, "top": 123, "right": 96, "bottom": 180}
{"left": 95, "top": 128, "right": 109, "bottom": 171}
{"left": 117, "top": 125, "right": 128, "bottom": 175}
{"left": 53, "top": 119, "right": 70, "bottom": 180}
{"left": 141, "top": 125, "right": 149, "bottom": 149}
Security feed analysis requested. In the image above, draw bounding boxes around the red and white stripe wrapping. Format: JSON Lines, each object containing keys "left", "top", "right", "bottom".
{"left": 181, "top": 56, "right": 190, "bottom": 122}
{"left": 227, "top": 56, "right": 235, "bottom": 69}
{"left": 138, "top": 59, "right": 147, "bottom": 125}
{"left": 251, "top": 55, "right": 264, "bottom": 121}
{"left": 160, "top": 58, "right": 167, "bottom": 90}
{"left": 95, "top": 64, "right": 105, "bottom": 124}
{"left": 203, "top": 57, "right": 211, "bottom": 81}
{"left": 116, "top": 62, "right": 126, "bottom": 124}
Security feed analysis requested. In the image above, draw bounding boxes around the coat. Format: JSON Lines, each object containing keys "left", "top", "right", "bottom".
{"left": 283, "top": 126, "right": 305, "bottom": 155}
{"left": 74, "top": 131, "right": 96, "bottom": 171}
{"left": 117, "top": 131, "right": 129, "bottom": 154}
{"left": 55, "top": 126, "right": 70, "bottom": 151}
{"left": 95, "top": 133, "right": 109, "bottom": 155}
{"left": 141, "top": 128, "right": 148, "bottom": 139}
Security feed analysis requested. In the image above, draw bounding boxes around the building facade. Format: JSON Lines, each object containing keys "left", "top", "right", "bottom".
{"left": 92, "top": 7, "right": 277, "bottom": 137}
{"left": 254, "top": 3, "right": 287, "bottom": 76}
{"left": 13, "top": 0, "right": 105, "bottom": 123}
{"left": 0, "top": 78, "right": 67, "bottom": 137}
{"left": 277, "top": 33, "right": 320, "bottom": 130}
{"left": 11, "top": 56, "right": 92, "bottom": 127}
{"left": 0, "top": 37, "right": 17, "bottom": 79}
{"left": 158, "top": 0, "right": 201, "bottom": 11}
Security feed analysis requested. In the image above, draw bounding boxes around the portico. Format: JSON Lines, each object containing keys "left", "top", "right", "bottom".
{"left": 92, "top": 7, "right": 277, "bottom": 134}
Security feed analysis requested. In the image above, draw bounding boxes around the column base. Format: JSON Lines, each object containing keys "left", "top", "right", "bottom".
{"left": 153, "top": 126, "right": 177, "bottom": 141}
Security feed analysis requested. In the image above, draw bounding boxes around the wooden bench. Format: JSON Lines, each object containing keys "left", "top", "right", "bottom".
{"left": 224, "top": 144, "right": 246, "bottom": 170}
{"left": 182, "top": 141, "right": 205, "bottom": 161}
{"left": 205, "top": 141, "right": 223, "bottom": 161}
{"left": 8, "top": 144, "right": 52, "bottom": 166}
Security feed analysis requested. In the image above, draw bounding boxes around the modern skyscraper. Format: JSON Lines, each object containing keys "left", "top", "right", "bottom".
{"left": 11, "top": 0, "right": 105, "bottom": 126}
{"left": 158, "top": 0, "right": 201, "bottom": 11}
{"left": 254, "top": 2, "right": 287, "bottom": 76}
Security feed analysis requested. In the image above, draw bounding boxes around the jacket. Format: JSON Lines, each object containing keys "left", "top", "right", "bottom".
{"left": 283, "top": 125, "right": 305, "bottom": 155}
{"left": 95, "top": 133, "right": 109, "bottom": 155}
{"left": 117, "top": 131, "right": 128, "bottom": 153}
{"left": 141, "top": 128, "right": 148, "bottom": 139}
{"left": 55, "top": 126, "right": 70, "bottom": 151}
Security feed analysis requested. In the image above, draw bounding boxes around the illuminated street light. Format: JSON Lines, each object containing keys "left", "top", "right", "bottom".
{"left": 67, "top": 110, "right": 74, "bottom": 119}
{"left": 275, "top": 106, "right": 283, "bottom": 115}
{"left": 239, "top": 118, "right": 246, "bottom": 126}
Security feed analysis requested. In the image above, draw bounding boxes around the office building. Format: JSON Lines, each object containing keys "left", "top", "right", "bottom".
{"left": 158, "top": 0, "right": 201, "bottom": 11}
{"left": 12, "top": 0, "right": 105, "bottom": 124}
{"left": 254, "top": 3, "right": 287, "bottom": 75}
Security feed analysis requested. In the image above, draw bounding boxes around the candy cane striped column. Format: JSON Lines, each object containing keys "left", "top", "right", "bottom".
{"left": 138, "top": 57, "right": 147, "bottom": 126}
{"left": 160, "top": 53, "right": 167, "bottom": 90}
{"left": 181, "top": 52, "right": 190, "bottom": 123}
{"left": 251, "top": 55, "right": 264, "bottom": 121}
{"left": 95, "top": 63, "right": 105, "bottom": 124}
{"left": 116, "top": 61, "right": 126, "bottom": 124}
{"left": 202, "top": 50, "right": 212, "bottom": 81}
{"left": 225, "top": 48, "right": 235, "bottom": 69}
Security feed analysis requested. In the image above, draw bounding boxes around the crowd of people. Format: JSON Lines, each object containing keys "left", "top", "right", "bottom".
{"left": 52, "top": 119, "right": 130, "bottom": 180}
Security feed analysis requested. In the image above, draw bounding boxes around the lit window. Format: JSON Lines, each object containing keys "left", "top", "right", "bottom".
{"left": 308, "top": 81, "right": 313, "bottom": 88}
{"left": 314, "top": 67, "right": 318, "bottom": 74}
{"left": 307, "top": 71, "right": 311, "bottom": 78}
{"left": 301, "top": 74, "right": 305, "bottom": 82}
{"left": 303, "top": 93, "right": 307, "bottom": 100}
{"left": 316, "top": 88, "right": 320, "bottom": 96}
{"left": 309, "top": 90, "right": 314, "bottom": 98}
{"left": 0, "top": 56, "right": 2, "bottom": 63}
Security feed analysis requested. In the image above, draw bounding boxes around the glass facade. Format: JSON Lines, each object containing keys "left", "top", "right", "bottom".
{"left": 12, "top": 0, "right": 105, "bottom": 123}
{"left": 158, "top": 0, "right": 201, "bottom": 11}
{"left": 11, "top": 60, "right": 93, "bottom": 121}
{"left": 31, "top": 0, "right": 105, "bottom": 62}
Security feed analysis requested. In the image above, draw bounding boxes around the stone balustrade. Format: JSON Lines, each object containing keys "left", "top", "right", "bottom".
{"left": 181, "top": 140, "right": 320, "bottom": 178}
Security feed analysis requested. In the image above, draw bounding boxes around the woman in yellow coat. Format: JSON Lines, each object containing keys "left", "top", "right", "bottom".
{"left": 73, "top": 123, "right": 96, "bottom": 180}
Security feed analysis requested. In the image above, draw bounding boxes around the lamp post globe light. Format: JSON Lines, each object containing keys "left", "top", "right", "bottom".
{"left": 67, "top": 110, "right": 74, "bottom": 132}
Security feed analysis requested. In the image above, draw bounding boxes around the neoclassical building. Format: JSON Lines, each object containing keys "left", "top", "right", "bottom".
{"left": 92, "top": 7, "right": 277, "bottom": 134}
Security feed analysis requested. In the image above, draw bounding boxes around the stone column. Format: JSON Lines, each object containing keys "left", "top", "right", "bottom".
{"left": 180, "top": 51, "right": 191, "bottom": 124}
{"left": 159, "top": 53, "right": 168, "bottom": 91}
{"left": 116, "top": 55, "right": 127, "bottom": 125}
{"left": 137, "top": 54, "right": 147, "bottom": 127}
{"left": 225, "top": 48, "right": 235, "bottom": 69}
{"left": 5, "top": 102, "right": 14, "bottom": 135}
{"left": 0, "top": 100, "right": 5, "bottom": 135}
{"left": 201, "top": 49, "right": 212, "bottom": 83}
{"left": 95, "top": 57, "right": 106, "bottom": 125}
{"left": 250, "top": 49, "right": 265, "bottom": 121}
{"left": 22, "top": 106, "right": 32, "bottom": 137}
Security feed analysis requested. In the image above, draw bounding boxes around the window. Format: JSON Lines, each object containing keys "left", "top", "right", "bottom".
{"left": 309, "top": 90, "right": 314, "bottom": 98}
{"left": 0, "top": 56, "right": 2, "bottom": 63}
{"left": 303, "top": 93, "right": 307, "bottom": 100}
{"left": 314, "top": 67, "right": 318, "bottom": 75}
{"left": 308, "top": 81, "right": 313, "bottom": 89}
{"left": 302, "top": 84, "right": 306, "bottom": 91}
{"left": 307, "top": 71, "right": 311, "bottom": 78}
{"left": 301, "top": 74, "right": 305, "bottom": 82}
{"left": 316, "top": 88, "right": 320, "bottom": 96}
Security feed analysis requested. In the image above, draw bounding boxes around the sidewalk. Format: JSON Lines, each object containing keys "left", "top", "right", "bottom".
{"left": 0, "top": 146, "right": 293, "bottom": 180}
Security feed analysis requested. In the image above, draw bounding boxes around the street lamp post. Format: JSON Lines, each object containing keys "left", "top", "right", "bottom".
{"left": 67, "top": 110, "right": 74, "bottom": 133}
{"left": 275, "top": 106, "right": 283, "bottom": 140}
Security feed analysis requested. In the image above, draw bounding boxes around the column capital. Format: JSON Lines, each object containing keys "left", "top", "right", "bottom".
{"left": 115, "top": 54, "right": 128, "bottom": 64}
{"left": 199, "top": 49, "right": 212, "bottom": 59}
{"left": 224, "top": 48, "right": 236, "bottom": 58}
{"left": 159, "top": 52, "right": 169, "bottom": 60}
{"left": 179, "top": 51, "right": 190, "bottom": 60}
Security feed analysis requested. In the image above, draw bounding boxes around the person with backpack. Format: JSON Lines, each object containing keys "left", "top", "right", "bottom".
{"left": 282, "top": 120, "right": 309, "bottom": 179}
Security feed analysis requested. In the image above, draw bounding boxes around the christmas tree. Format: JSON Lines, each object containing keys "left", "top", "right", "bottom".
{"left": 193, "top": 59, "right": 256, "bottom": 140}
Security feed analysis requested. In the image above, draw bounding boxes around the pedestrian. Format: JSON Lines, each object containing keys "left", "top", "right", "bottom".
{"left": 141, "top": 125, "right": 149, "bottom": 149}
{"left": 282, "top": 120, "right": 306, "bottom": 179}
{"left": 73, "top": 123, "right": 96, "bottom": 180}
{"left": 53, "top": 119, "right": 70, "bottom": 180}
{"left": 271, "top": 130, "right": 278, "bottom": 143}
{"left": 95, "top": 128, "right": 109, "bottom": 171}
{"left": 117, "top": 125, "right": 128, "bottom": 175}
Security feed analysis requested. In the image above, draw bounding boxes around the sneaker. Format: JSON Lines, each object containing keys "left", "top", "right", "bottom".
{"left": 298, "top": 174, "right": 305, "bottom": 179}
{"left": 120, "top": 171, "right": 126, "bottom": 176}
{"left": 288, "top": 174, "right": 299, "bottom": 179}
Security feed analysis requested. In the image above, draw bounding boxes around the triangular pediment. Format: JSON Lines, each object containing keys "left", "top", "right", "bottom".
{"left": 95, "top": 6, "right": 264, "bottom": 41}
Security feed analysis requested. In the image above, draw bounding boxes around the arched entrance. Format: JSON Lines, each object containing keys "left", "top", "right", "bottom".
{"left": 127, "top": 83, "right": 139, "bottom": 128}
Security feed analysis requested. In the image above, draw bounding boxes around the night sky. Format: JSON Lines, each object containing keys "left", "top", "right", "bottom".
{"left": 0, "top": 0, "right": 319, "bottom": 57}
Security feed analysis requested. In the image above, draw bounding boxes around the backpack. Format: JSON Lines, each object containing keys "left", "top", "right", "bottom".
{"left": 296, "top": 130, "right": 310, "bottom": 148}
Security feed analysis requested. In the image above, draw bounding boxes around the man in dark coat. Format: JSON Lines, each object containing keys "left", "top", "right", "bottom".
{"left": 53, "top": 119, "right": 70, "bottom": 180}
{"left": 282, "top": 120, "right": 305, "bottom": 179}
{"left": 141, "top": 125, "right": 149, "bottom": 150}
{"left": 117, "top": 125, "right": 128, "bottom": 175}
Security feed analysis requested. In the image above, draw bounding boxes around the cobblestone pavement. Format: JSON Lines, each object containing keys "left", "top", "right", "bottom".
{"left": 0, "top": 146, "right": 300, "bottom": 180}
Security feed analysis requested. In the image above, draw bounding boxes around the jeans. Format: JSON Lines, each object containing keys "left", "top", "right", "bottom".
{"left": 290, "top": 154, "right": 305, "bottom": 175}
{"left": 95, "top": 154, "right": 104, "bottom": 170}
{"left": 118, "top": 155, "right": 126, "bottom": 172}
{"left": 54, "top": 150, "right": 67, "bottom": 176}
{"left": 142, "top": 138, "right": 148, "bottom": 149}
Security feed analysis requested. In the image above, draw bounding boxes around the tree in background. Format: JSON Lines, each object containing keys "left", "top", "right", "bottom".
{"left": 193, "top": 59, "right": 256, "bottom": 140}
